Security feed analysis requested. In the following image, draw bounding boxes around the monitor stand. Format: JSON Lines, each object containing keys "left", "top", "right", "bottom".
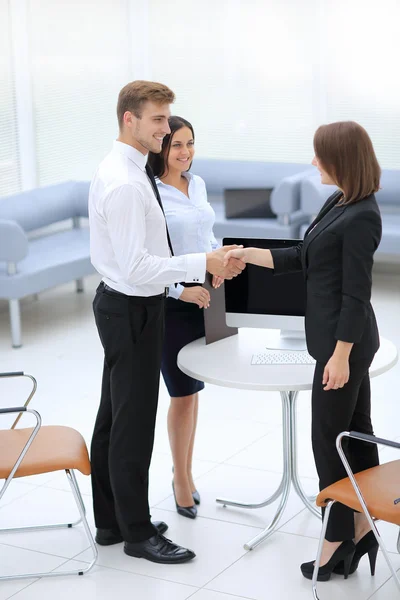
{"left": 265, "top": 330, "right": 307, "bottom": 351}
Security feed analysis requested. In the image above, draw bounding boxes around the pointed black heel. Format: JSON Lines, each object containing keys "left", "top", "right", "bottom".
{"left": 333, "top": 530, "right": 379, "bottom": 576}
{"left": 172, "top": 481, "right": 197, "bottom": 519}
{"left": 367, "top": 542, "right": 379, "bottom": 576}
{"left": 301, "top": 540, "right": 356, "bottom": 582}
{"left": 172, "top": 466, "right": 201, "bottom": 505}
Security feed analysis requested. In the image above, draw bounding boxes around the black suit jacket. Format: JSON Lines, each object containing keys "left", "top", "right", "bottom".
{"left": 271, "top": 191, "right": 382, "bottom": 363}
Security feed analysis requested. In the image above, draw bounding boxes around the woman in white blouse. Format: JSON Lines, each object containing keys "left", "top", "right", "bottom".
{"left": 147, "top": 117, "right": 221, "bottom": 519}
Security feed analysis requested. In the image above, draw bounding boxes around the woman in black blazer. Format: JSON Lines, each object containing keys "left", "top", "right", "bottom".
{"left": 225, "top": 121, "right": 382, "bottom": 582}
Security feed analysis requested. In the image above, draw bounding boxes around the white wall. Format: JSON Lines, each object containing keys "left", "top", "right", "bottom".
{"left": 1, "top": 0, "right": 399, "bottom": 198}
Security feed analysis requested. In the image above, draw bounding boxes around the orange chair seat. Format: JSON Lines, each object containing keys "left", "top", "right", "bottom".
{"left": 317, "top": 460, "right": 400, "bottom": 525}
{"left": 0, "top": 426, "right": 91, "bottom": 479}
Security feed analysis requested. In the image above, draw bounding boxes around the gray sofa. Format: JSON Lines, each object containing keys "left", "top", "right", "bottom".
{"left": 193, "top": 159, "right": 314, "bottom": 239}
{"left": 2, "top": 161, "right": 396, "bottom": 349}
{"left": 298, "top": 170, "right": 400, "bottom": 258}
{"left": 0, "top": 161, "right": 317, "bottom": 348}
{"left": 0, "top": 181, "right": 94, "bottom": 347}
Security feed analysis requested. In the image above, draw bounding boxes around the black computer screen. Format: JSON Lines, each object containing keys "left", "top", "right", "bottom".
{"left": 223, "top": 238, "right": 306, "bottom": 317}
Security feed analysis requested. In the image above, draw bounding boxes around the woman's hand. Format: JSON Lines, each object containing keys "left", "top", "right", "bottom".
{"left": 223, "top": 248, "right": 247, "bottom": 266}
{"left": 223, "top": 247, "right": 274, "bottom": 269}
{"left": 212, "top": 275, "right": 224, "bottom": 289}
{"left": 180, "top": 286, "right": 210, "bottom": 309}
{"left": 322, "top": 354, "right": 350, "bottom": 391}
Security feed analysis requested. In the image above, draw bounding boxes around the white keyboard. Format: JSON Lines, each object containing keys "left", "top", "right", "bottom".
{"left": 251, "top": 351, "right": 316, "bottom": 365}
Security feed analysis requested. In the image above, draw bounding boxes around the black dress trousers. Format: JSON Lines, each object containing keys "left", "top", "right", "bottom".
{"left": 311, "top": 358, "right": 379, "bottom": 542}
{"left": 90, "top": 282, "right": 165, "bottom": 543}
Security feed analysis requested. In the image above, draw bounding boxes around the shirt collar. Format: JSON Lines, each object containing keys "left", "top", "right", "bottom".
{"left": 156, "top": 171, "right": 193, "bottom": 185}
{"left": 113, "top": 140, "right": 147, "bottom": 171}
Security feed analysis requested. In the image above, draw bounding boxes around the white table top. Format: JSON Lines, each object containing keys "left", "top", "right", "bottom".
{"left": 178, "top": 329, "right": 399, "bottom": 392}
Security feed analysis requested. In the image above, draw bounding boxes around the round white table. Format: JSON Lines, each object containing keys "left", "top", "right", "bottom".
{"left": 178, "top": 329, "right": 398, "bottom": 551}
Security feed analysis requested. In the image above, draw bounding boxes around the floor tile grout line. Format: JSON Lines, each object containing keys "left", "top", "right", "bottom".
{"left": 0, "top": 485, "right": 46, "bottom": 513}
{"left": 184, "top": 584, "right": 256, "bottom": 600}
{"left": 150, "top": 506, "right": 268, "bottom": 532}
{"left": 195, "top": 551, "right": 259, "bottom": 600}
{"left": 365, "top": 568, "right": 400, "bottom": 600}
{"left": 64, "top": 551, "right": 203, "bottom": 591}
{"left": 277, "top": 528, "right": 400, "bottom": 555}
{"left": 2, "top": 550, "right": 80, "bottom": 599}
{"left": 0, "top": 539, "right": 87, "bottom": 561}
{"left": 219, "top": 432, "right": 276, "bottom": 466}
{"left": 5, "top": 579, "right": 40, "bottom": 600}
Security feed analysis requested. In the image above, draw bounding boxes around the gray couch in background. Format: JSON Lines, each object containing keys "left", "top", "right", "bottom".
{"left": 0, "top": 181, "right": 94, "bottom": 347}
{"left": 194, "top": 158, "right": 314, "bottom": 239}
{"left": 1, "top": 162, "right": 398, "bottom": 349}
{"left": 298, "top": 170, "right": 400, "bottom": 258}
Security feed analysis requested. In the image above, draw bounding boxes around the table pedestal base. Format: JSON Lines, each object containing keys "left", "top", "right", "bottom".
{"left": 216, "top": 391, "right": 320, "bottom": 551}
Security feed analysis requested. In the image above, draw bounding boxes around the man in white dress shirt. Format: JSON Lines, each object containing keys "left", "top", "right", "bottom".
{"left": 89, "top": 80, "right": 244, "bottom": 563}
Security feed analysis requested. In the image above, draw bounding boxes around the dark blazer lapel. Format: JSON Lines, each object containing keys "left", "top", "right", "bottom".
{"left": 302, "top": 203, "right": 346, "bottom": 268}
{"left": 304, "top": 190, "right": 342, "bottom": 237}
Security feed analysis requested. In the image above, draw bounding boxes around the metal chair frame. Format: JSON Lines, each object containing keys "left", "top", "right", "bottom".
{"left": 0, "top": 371, "right": 97, "bottom": 581}
{"left": 312, "top": 430, "right": 400, "bottom": 599}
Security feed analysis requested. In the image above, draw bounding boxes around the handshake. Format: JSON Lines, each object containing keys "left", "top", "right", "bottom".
{"left": 181, "top": 246, "right": 246, "bottom": 309}
{"left": 206, "top": 245, "right": 247, "bottom": 280}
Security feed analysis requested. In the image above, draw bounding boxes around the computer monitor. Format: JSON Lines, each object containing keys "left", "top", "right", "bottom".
{"left": 223, "top": 237, "right": 306, "bottom": 350}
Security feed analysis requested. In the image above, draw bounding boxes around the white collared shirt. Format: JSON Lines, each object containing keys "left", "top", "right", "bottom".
{"left": 89, "top": 141, "right": 206, "bottom": 296}
{"left": 156, "top": 172, "right": 220, "bottom": 299}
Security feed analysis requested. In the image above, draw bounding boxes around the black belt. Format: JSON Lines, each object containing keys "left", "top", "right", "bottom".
{"left": 100, "top": 281, "right": 167, "bottom": 299}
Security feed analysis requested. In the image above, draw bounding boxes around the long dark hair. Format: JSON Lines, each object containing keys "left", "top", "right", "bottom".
{"left": 147, "top": 116, "right": 195, "bottom": 178}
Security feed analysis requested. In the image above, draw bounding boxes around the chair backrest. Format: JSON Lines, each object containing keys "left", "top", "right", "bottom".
{"left": 0, "top": 181, "right": 90, "bottom": 233}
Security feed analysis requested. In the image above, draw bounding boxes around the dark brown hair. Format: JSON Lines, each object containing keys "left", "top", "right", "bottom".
{"left": 117, "top": 80, "right": 175, "bottom": 129}
{"left": 313, "top": 121, "right": 381, "bottom": 204}
{"left": 147, "top": 116, "right": 195, "bottom": 178}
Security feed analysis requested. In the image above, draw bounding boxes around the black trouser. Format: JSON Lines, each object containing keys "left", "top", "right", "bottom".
{"left": 90, "top": 283, "right": 165, "bottom": 543}
{"left": 311, "top": 358, "right": 379, "bottom": 542}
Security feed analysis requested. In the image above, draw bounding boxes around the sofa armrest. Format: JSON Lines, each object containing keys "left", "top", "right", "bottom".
{"left": 72, "top": 181, "right": 91, "bottom": 218}
{"left": 277, "top": 210, "right": 310, "bottom": 227}
{"left": 299, "top": 175, "right": 337, "bottom": 216}
{"left": 0, "top": 220, "right": 29, "bottom": 263}
{"left": 270, "top": 169, "right": 314, "bottom": 216}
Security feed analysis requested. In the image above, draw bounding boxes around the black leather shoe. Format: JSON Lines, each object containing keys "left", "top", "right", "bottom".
{"left": 300, "top": 540, "right": 356, "bottom": 581}
{"left": 96, "top": 521, "right": 168, "bottom": 546}
{"left": 124, "top": 533, "right": 196, "bottom": 564}
{"left": 172, "top": 481, "right": 197, "bottom": 519}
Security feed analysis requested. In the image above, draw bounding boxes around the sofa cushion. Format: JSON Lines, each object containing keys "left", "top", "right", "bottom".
{"left": 0, "top": 227, "right": 95, "bottom": 299}
{"left": 193, "top": 159, "right": 312, "bottom": 195}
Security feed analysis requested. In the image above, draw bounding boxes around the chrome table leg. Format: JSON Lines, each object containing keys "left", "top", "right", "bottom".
{"left": 289, "top": 391, "right": 321, "bottom": 519}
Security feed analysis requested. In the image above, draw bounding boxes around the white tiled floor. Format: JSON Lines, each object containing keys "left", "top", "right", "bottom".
{"left": 0, "top": 270, "right": 399, "bottom": 599}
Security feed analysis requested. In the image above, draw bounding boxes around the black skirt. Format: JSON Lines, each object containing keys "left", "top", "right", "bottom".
{"left": 161, "top": 295, "right": 205, "bottom": 398}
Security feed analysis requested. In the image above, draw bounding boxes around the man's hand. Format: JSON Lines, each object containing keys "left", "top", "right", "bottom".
{"left": 212, "top": 275, "right": 224, "bottom": 288}
{"left": 206, "top": 246, "right": 246, "bottom": 279}
{"left": 223, "top": 247, "right": 248, "bottom": 266}
{"left": 180, "top": 286, "right": 210, "bottom": 309}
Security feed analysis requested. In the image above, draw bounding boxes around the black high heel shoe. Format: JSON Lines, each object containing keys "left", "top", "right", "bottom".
{"left": 333, "top": 530, "right": 379, "bottom": 576}
{"left": 301, "top": 540, "right": 356, "bottom": 582}
{"left": 192, "top": 489, "right": 201, "bottom": 505}
{"left": 172, "top": 466, "right": 200, "bottom": 505}
{"left": 172, "top": 481, "right": 197, "bottom": 519}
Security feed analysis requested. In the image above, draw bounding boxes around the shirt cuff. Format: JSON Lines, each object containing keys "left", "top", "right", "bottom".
{"left": 168, "top": 283, "right": 184, "bottom": 299}
{"left": 184, "top": 253, "right": 206, "bottom": 284}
